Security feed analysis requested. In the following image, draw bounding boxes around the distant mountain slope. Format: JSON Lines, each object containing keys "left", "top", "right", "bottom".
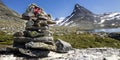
{"left": 98, "top": 12, "right": 120, "bottom": 27}
{"left": 0, "top": 0, "right": 25, "bottom": 33}
{"left": 0, "top": 0, "right": 20, "bottom": 18}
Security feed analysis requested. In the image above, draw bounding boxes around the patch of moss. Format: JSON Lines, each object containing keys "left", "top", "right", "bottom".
{"left": 0, "top": 31, "right": 13, "bottom": 45}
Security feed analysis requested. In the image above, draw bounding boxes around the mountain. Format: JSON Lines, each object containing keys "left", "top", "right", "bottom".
{"left": 58, "top": 4, "right": 120, "bottom": 29}
{"left": 58, "top": 4, "right": 96, "bottom": 29}
{"left": 0, "top": 0, "right": 25, "bottom": 33}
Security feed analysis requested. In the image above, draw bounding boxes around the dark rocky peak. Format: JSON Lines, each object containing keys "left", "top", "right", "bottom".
{"left": 73, "top": 4, "right": 93, "bottom": 15}
{"left": 74, "top": 4, "right": 81, "bottom": 10}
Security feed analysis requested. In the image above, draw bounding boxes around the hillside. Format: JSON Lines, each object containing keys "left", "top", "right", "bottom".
{"left": 0, "top": 0, "right": 26, "bottom": 33}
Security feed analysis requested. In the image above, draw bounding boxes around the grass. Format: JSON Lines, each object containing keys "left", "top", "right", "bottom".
{"left": 0, "top": 31, "right": 13, "bottom": 45}
{"left": 54, "top": 33, "right": 120, "bottom": 49}
{"left": 0, "top": 27, "right": 120, "bottom": 49}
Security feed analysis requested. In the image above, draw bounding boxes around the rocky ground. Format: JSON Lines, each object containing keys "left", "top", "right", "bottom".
{"left": 0, "top": 48, "right": 120, "bottom": 60}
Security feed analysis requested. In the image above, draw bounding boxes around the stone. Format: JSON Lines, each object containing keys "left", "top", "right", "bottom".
{"left": 55, "top": 39, "right": 72, "bottom": 53}
{"left": 14, "top": 36, "right": 54, "bottom": 43}
{"left": 108, "top": 33, "right": 120, "bottom": 40}
{"left": 13, "top": 32, "right": 24, "bottom": 37}
{"left": 33, "top": 37, "right": 54, "bottom": 44}
{"left": 18, "top": 48, "right": 50, "bottom": 57}
{"left": 38, "top": 20, "right": 48, "bottom": 27}
{"left": 24, "top": 31, "right": 44, "bottom": 38}
{"left": 13, "top": 36, "right": 54, "bottom": 48}
{"left": 25, "top": 27, "right": 41, "bottom": 32}
{"left": 22, "top": 12, "right": 34, "bottom": 17}
{"left": 37, "top": 16, "right": 48, "bottom": 20}
{"left": 25, "top": 42, "right": 56, "bottom": 51}
{"left": 26, "top": 20, "right": 34, "bottom": 28}
{"left": 40, "top": 26, "right": 49, "bottom": 30}
{"left": 41, "top": 30, "right": 53, "bottom": 36}
{"left": 47, "top": 20, "right": 56, "bottom": 24}
{"left": 22, "top": 12, "right": 35, "bottom": 20}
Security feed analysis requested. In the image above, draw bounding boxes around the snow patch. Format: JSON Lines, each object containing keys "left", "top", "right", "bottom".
{"left": 60, "top": 14, "right": 75, "bottom": 26}
{"left": 55, "top": 17, "right": 65, "bottom": 24}
{"left": 112, "top": 23, "right": 115, "bottom": 26}
{"left": 108, "top": 12, "right": 120, "bottom": 17}
{"left": 64, "top": 21, "right": 73, "bottom": 26}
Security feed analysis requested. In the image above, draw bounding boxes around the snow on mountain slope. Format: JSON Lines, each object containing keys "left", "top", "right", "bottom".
{"left": 99, "top": 12, "right": 120, "bottom": 24}
{"left": 59, "top": 14, "right": 75, "bottom": 26}
{"left": 54, "top": 17, "right": 65, "bottom": 24}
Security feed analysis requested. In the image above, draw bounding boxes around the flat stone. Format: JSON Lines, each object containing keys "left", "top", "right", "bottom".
{"left": 14, "top": 36, "right": 54, "bottom": 43}
{"left": 18, "top": 48, "right": 50, "bottom": 57}
{"left": 25, "top": 42, "right": 56, "bottom": 51}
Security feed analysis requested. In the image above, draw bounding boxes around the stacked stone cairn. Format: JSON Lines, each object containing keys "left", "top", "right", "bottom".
{"left": 13, "top": 15, "right": 72, "bottom": 57}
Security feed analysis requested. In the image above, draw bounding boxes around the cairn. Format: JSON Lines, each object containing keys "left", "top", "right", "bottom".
{"left": 13, "top": 15, "right": 57, "bottom": 57}
{"left": 13, "top": 3, "right": 72, "bottom": 57}
{"left": 13, "top": 15, "right": 72, "bottom": 57}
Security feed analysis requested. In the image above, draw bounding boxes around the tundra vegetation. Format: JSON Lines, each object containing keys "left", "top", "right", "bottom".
{"left": 1, "top": 26, "right": 120, "bottom": 48}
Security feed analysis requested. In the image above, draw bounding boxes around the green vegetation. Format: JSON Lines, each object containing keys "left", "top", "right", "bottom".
{"left": 0, "top": 31, "right": 13, "bottom": 45}
{"left": 54, "top": 33, "right": 120, "bottom": 49}
{"left": 1, "top": 28, "right": 120, "bottom": 49}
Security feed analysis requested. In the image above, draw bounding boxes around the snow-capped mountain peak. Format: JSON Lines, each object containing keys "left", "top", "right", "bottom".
{"left": 56, "top": 4, "right": 120, "bottom": 29}
{"left": 58, "top": 4, "right": 95, "bottom": 27}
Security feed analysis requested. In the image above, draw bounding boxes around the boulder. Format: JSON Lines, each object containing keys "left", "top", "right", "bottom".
{"left": 108, "top": 33, "right": 120, "bottom": 40}
{"left": 55, "top": 39, "right": 72, "bottom": 53}
{"left": 25, "top": 42, "right": 56, "bottom": 51}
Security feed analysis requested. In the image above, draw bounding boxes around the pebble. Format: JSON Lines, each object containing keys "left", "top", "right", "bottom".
{"left": 0, "top": 48, "right": 120, "bottom": 60}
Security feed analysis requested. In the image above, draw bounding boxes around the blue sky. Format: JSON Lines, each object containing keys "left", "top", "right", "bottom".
{"left": 2, "top": 0, "right": 120, "bottom": 18}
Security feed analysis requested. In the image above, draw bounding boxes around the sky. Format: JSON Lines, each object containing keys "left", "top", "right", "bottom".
{"left": 2, "top": 0, "right": 120, "bottom": 18}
